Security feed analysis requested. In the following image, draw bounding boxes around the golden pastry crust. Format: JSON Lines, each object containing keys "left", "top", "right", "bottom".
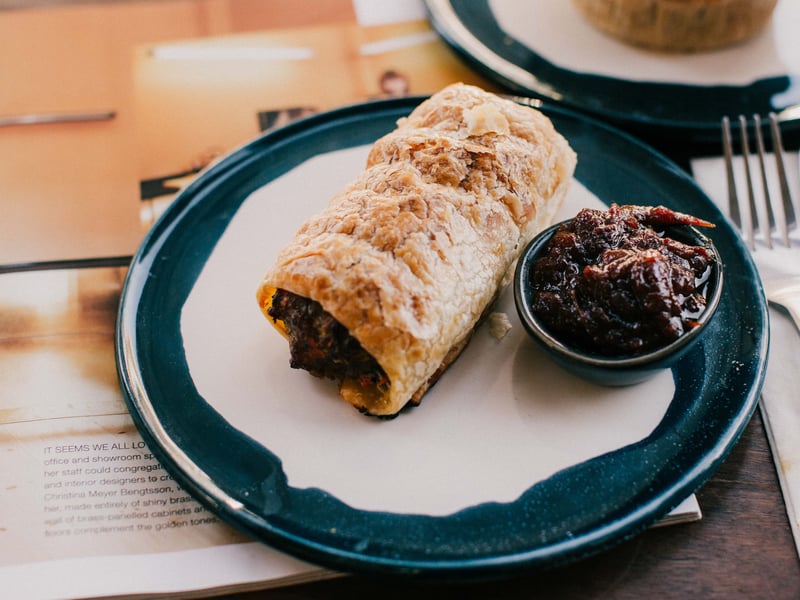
{"left": 257, "top": 83, "right": 576, "bottom": 416}
{"left": 572, "top": 0, "right": 778, "bottom": 52}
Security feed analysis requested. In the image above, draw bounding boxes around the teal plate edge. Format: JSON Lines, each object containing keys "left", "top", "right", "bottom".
{"left": 115, "top": 96, "right": 768, "bottom": 581}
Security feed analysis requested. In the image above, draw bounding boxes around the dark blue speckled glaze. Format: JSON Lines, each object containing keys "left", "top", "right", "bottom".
{"left": 116, "top": 97, "right": 768, "bottom": 581}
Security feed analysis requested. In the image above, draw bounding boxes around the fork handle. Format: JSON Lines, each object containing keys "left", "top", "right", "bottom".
{"left": 767, "top": 280, "right": 800, "bottom": 334}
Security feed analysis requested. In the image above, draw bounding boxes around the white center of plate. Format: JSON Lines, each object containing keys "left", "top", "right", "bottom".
{"left": 180, "top": 144, "right": 674, "bottom": 517}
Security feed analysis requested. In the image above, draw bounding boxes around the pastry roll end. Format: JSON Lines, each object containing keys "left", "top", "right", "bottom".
{"left": 257, "top": 84, "right": 577, "bottom": 416}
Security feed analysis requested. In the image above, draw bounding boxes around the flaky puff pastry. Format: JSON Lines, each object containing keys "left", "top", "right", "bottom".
{"left": 257, "top": 84, "right": 577, "bottom": 416}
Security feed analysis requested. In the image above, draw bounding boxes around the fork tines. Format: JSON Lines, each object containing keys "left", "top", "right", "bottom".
{"left": 722, "top": 112, "right": 798, "bottom": 250}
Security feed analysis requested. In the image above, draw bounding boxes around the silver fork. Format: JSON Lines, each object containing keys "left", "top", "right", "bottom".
{"left": 722, "top": 113, "right": 798, "bottom": 249}
{"left": 722, "top": 113, "right": 800, "bottom": 331}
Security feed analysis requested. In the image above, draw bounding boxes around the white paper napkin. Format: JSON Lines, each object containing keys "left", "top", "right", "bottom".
{"left": 693, "top": 151, "right": 800, "bottom": 557}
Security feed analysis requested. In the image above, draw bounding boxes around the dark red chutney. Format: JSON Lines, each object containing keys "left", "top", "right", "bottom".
{"left": 529, "top": 204, "right": 716, "bottom": 357}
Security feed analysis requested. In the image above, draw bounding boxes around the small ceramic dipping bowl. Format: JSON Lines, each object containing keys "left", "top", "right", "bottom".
{"left": 513, "top": 220, "right": 724, "bottom": 386}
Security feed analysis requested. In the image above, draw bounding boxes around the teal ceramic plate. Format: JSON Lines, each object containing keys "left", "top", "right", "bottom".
{"left": 425, "top": 0, "right": 800, "bottom": 142}
{"left": 116, "top": 97, "right": 767, "bottom": 580}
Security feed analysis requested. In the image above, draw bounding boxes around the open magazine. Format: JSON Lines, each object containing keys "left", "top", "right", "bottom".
{"left": 0, "top": 2, "right": 700, "bottom": 598}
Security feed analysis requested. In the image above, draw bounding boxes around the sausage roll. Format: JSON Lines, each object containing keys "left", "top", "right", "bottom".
{"left": 256, "top": 83, "right": 577, "bottom": 416}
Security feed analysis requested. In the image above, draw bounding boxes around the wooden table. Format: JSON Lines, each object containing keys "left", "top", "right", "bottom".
{"left": 223, "top": 409, "right": 799, "bottom": 599}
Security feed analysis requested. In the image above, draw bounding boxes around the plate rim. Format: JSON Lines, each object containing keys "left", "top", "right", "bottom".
{"left": 116, "top": 96, "right": 768, "bottom": 580}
